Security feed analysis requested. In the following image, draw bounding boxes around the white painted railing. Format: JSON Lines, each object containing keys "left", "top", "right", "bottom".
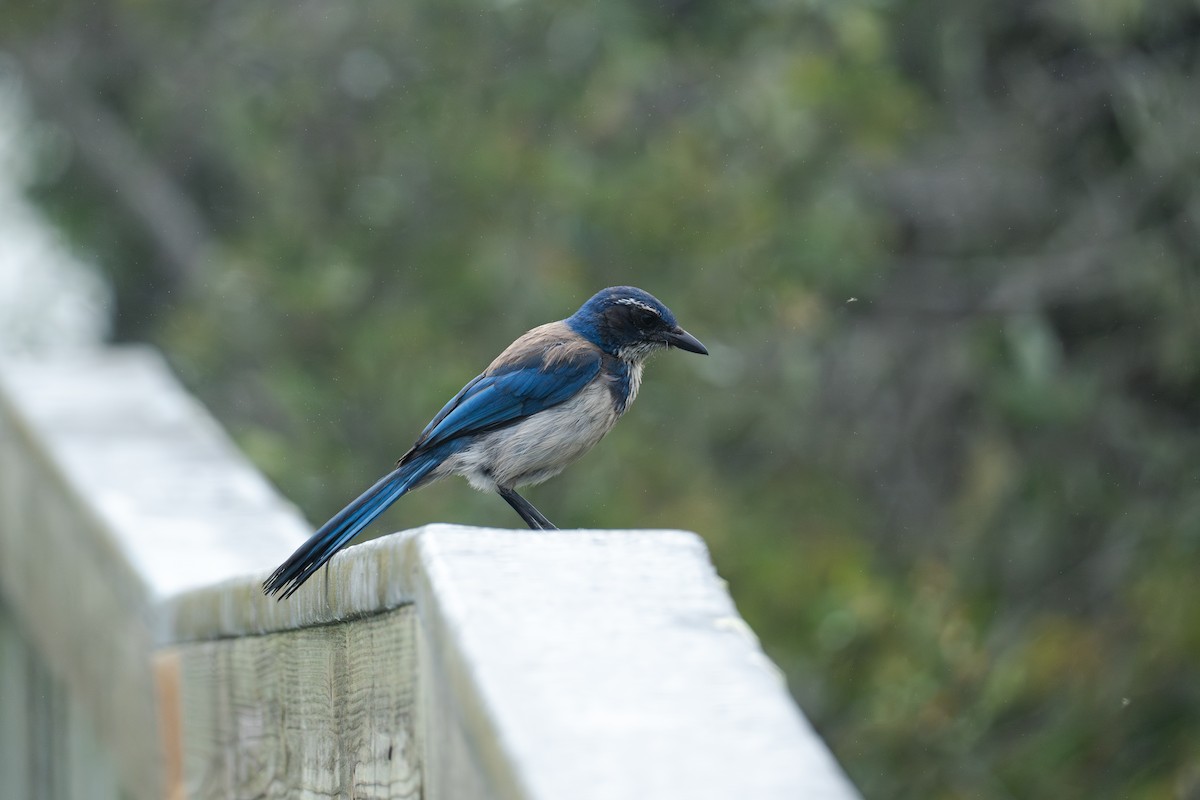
{"left": 0, "top": 346, "right": 860, "bottom": 800}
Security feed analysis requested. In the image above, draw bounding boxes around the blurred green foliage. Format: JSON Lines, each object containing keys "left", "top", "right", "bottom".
{"left": 9, "top": 0, "right": 1200, "bottom": 796}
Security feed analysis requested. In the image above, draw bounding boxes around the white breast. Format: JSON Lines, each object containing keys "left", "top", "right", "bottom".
{"left": 436, "top": 381, "right": 621, "bottom": 492}
{"left": 623, "top": 360, "right": 645, "bottom": 411}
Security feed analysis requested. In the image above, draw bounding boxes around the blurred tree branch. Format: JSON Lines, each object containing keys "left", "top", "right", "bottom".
{"left": 16, "top": 34, "right": 214, "bottom": 297}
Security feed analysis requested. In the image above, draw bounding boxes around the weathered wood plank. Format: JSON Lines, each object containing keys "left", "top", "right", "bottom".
{"left": 413, "top": 529, "right": 861, "bottom": 800}
{"left": 170, "top": 605, "right": 420, "bottom": 800}
{"left": 0, "top": 349, "right": 310, "bottom": 800}
{"left": 0, "top": 600, "right": 122, "bottom": 800}
{"left": 0, "top": 348, "right": 310, "bottom": 604}
{"left": 0, "top": 602, "right": 33, "bottom": 800}
{"left": 0, "top": 378, "right": 160, "bottom": 799}
{"left": 169, "top": 528, "right": 862, "bottom": 800}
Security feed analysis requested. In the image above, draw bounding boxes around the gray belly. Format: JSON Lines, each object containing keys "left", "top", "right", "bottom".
{"left": 435, "top": 382, "right": 620, "bottom": 491}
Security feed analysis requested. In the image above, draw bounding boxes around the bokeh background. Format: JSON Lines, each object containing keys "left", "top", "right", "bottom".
{"left": 6, "top": 0, "right": 1200, "bottom": 796}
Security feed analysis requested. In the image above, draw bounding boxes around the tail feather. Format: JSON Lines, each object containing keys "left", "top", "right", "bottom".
{"left": 263, "top": 454, "right": 441, "bottom": 599}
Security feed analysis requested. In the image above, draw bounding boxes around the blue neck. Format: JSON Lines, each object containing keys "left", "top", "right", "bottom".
{"left": 604, "top": 357, "right": 636, "bottom": 414}
{"left": 566, "top": 311, "right": 614, "bottom": 355}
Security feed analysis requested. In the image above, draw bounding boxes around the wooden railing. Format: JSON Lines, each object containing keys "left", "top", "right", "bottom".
{"left": 0, "top": 346, "right": 860, "bottom": 800}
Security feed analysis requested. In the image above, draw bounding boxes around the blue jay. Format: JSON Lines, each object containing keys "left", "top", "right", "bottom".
{"left": 264, "top": 286, "right": 707, "bottom": 598}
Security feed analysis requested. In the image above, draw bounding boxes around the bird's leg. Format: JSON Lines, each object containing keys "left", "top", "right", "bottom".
{"left": 497, "top": 487, "right": 559, "bottom": 530}
{"left": 524, "top": 502, "right": 557, "bottom": 530}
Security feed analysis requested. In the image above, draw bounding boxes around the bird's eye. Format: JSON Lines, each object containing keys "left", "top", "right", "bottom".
{"left": 633, "top": 308, "right": 659, "bottom": 327}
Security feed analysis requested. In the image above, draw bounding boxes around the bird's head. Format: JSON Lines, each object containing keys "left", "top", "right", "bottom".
{"left": 566, "top": 286, "right": 708, "bottom": 360}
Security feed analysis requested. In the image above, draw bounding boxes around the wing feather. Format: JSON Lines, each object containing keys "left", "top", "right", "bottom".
{"left": 407, "top": 328, "right": 602, "bottom": 455}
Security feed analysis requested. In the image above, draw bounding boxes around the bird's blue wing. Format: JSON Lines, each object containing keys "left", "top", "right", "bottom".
{"left": 411, "top": 342, "right": 602, "bottom": 453}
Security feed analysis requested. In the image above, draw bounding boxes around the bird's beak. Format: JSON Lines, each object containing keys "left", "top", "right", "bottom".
{"left": 665, "top": 326, "right": 708, "bottom": 355}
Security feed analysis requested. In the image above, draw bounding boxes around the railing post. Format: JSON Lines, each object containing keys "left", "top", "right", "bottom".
{"left": 0, "top": 348, "right": 311, "bottom": 800}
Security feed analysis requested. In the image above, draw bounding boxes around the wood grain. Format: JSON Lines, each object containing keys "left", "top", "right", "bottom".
{"left": 172, "top": 606, "right": 420, "bottom": 800}
{"left": 0, "top": 349, "right": 309, "bottom": 800}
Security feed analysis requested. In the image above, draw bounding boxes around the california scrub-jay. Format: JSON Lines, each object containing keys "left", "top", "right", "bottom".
{"left": 264, "top": 286, "right": 707, "bottom": 598}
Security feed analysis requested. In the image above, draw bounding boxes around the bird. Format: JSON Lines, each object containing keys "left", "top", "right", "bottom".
{"left": 263, "top": 286, "right": 708, "bottom": 598}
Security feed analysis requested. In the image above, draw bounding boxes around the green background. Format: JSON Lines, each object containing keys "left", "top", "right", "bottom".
{"left": 8, "top": 0, "right": 1200, "bottom": 795}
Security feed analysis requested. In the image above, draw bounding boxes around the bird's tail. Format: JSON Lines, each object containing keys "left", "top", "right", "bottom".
{"left": 263, "top": 453, "right": 442, "bottom": 599}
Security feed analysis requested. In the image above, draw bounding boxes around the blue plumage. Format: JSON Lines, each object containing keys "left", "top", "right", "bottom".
{"left": 263, "top": 286, "right": 707, "bottom": 599}
{"left": 263, "top": 447, "right": 454, "bottom": 597}
{"left": 413, "top": 348, "right": 602, "bottom": 451}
